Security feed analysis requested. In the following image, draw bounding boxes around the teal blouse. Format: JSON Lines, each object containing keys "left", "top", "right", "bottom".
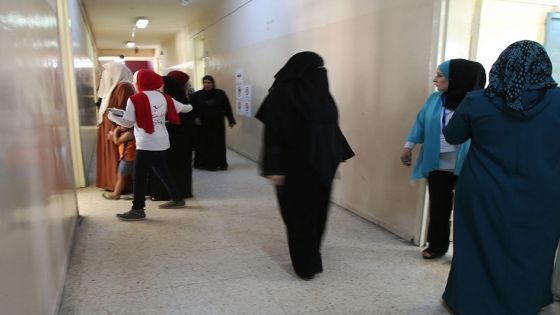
{"left": 406, "top": 91, "right": 470, "bottom": 181}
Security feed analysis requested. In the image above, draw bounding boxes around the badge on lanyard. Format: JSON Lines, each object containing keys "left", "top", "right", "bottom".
{"left": 440, "top": 95, "right": 455, "bottom": 153}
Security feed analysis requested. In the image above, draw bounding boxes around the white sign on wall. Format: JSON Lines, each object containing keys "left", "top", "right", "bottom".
{"left": 236, "top": 84, "right": 252, "bottom": 117}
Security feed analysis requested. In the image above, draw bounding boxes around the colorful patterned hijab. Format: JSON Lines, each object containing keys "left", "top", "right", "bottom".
{"left": 485, "top": 40, "right": 557, "bottom": 111}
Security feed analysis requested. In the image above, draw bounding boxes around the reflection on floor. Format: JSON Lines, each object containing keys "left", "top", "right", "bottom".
{"left": 60, "top": 150, "right": 458, "bottom": 314}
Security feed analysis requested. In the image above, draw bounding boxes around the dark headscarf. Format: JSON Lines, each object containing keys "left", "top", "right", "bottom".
{"left": 163, "top": 76, "right": 188, "bottom": 104}
{"left": 273, "top": 51, "right": 324, "bottom": 86}
{"left": 167, "top": 70, "right": 190, "bottom": 88}
{"left": 202, "top": 75, "right": 215, "bottom": 89}
{"left": 485, "top": 40, "right": 557, "bottom": 111}
{"left": 444, "top": 59, "right": 486, "bottom": 110}
{"left": 270, "top": 51, "right": 336, "bottom": 123}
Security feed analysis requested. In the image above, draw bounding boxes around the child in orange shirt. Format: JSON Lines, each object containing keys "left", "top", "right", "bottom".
{"left": 102, "top": 126, "right": 135, "bottom": 200}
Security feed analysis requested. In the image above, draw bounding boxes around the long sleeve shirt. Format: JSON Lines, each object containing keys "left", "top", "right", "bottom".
{"left": 109, "top": 90, "right": 192, "bottom": 151}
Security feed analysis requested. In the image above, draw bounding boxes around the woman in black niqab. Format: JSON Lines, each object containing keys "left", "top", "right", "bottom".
{"left": 256, "top": 51, "right": 354, "bottom": 280}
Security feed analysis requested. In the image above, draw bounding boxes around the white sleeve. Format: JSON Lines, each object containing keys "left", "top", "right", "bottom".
{"left": 173, "top": 99, "right": 193, "bottom": 113}
{"left": 404, "top": 141, "right": 416, "bottom": 149}
{"left": 108, "top": 100, "right": 135, "bottom": 128}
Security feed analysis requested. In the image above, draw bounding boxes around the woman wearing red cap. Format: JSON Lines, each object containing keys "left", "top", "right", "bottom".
{"left": 109, "top": 69, "right": 193, "bottom": 221}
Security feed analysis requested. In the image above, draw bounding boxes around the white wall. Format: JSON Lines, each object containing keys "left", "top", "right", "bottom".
{"left": 163, "top": 0, "right": 445, "bottom": 241}
{"left": 476, "top": 0, "right": 558, "bottom": 74}
{"left": 0, "top": 1, "right": 79, "bottom": 314}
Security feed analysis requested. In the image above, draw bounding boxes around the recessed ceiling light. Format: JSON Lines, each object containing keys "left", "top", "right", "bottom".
{"left": 135, "top": 18, "right": 149, "bottom": 29}
{"left": 179, "top": 0, "right": 192, "bottom": 6}
{"left": 125, "top": 41, "right": 136, "bottom": 48}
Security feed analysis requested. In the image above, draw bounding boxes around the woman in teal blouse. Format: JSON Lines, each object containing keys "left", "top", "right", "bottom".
{"left": 401, "top": 59, "right": 486, "bottom": 259}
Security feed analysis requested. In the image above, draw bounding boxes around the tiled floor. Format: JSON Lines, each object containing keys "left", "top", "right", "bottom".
{"left": 60, "top": 150, "right": 515, "bottom": 314}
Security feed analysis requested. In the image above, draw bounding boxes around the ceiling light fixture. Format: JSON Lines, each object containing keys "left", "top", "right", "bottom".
{"left": 135, "top": 17, "right": 149, "bottom": 29}
{"left": 178, "top": 0, "right": 192, "bottom": 6}
{"left": 125, "top": 41, "right": 136, "bottom": 48}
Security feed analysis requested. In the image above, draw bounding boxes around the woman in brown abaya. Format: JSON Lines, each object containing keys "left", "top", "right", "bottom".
{"left": 95, "top": 62, "right": 133, "bottom": 191}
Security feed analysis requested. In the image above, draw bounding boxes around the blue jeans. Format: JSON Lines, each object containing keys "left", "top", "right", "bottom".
{"left": 132, "top": 150, "right": 180, "bottom": 210}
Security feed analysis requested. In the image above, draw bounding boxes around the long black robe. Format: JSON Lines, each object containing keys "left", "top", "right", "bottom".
{"left": 256, "top": 52, "right": 354, "bottom": 277}
{"left": 191, "top": 88, "right": 235, "bottom": 170}
{"left": 149, "top": 77, "right": 194, "bottom": 200}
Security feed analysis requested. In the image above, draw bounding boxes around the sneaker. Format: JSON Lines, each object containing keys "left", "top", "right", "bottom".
{"left": 102, "top": 192, "right": 120, "bottom": 200}
{"left": 158, "top": 200, "right": 186, "bottom": 209}
{"left": 116, "top": 210, "right": 146, "bottom": 221}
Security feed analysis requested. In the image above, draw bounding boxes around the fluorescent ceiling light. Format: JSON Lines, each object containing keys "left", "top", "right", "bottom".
{"left": 126, "top": 41, "right": 136, "bottom": 48}
{"left": 135, "top": 18, "right": 149, "bottom": 29}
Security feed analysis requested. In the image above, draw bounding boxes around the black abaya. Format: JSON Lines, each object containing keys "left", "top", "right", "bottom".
{"left": 256, "top": 51, "right": 354, "bottom": 278}
{"left": 149, "top": 77, "right": 194, "bottom": 199}
{"left": 191, "top": 88, "right": 235, "bottom": 170}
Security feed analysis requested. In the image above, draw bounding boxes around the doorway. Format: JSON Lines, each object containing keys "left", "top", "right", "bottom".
{"left": 193, "top": 34, "right": 206, "bottom": 90}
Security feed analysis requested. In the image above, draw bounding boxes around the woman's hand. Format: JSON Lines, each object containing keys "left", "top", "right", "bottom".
{"left": 266, "top": 175, "right": 285, "bottom": 186}
{"left": 400, "top": 148, "right": 413, "bottom": 166}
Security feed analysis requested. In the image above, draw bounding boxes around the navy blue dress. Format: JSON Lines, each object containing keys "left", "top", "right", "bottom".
{"left": 443, "top": 88, "right": 560, "bottom": 314}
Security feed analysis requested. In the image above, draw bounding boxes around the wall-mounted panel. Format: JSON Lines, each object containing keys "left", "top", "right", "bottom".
{"left": 0, "top": 1, "right": 78, "bottom": 314}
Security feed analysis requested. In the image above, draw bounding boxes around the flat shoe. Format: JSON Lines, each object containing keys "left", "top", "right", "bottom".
{"left": 422, "top": 248, "right": 445, "bottom": 259}
{"left": 102, "top": 192, "right": 120, "bottom": 200}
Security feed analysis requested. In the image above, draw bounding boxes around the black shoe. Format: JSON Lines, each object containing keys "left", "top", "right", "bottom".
{"left": 159, "top": 200, "right": 186, "bottom": 209}
{"left": 422, "top": 248, "right": 446, "bottom": 259}
{"left": 116, "top": 210, "right": 146, "bottom": 221}
{"left": 295, "top": 272, "right": 315, "bottom": 281}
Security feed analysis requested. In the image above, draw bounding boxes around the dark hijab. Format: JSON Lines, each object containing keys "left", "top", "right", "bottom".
{"left": 269, "top": 51, "right": 337, "bottom": 123}
{"left": 163, "top": 76, "right": 188, "bottom": 104}
{"left": 163, "top": 76, "right": 191, "bottom": 133}
{"left": 202, "top": 75, "right": 215, "bottom": 90}
{"left": 445, "top": 59, "right": 487, "bottom": 110}
{"left": 485, "top": 40, "right": 557, "bottom": 111}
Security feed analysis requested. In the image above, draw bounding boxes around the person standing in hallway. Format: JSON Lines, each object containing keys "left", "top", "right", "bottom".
{"left": 256, "top": 51, "right": 354, "bottom": 280}
{"left": 102, "top": 126, "right": 135, "bottom": 200}
{"left": 149, "top": 75, "right": 195, "bottom": 200}
{"left": 168, "top": 70, "right": 195, "bottom": 102}
{"left": 400, "top": 59, "right": 486, "bottom": 259}
{"left": 108, "top": 69, "right": 193, "bottom": 221}
{"left": 191, "top": 75, "right": 236, "bottom": 171}
{"left": 442, "top": 40, "right": 560, "bottom": 315}
{"left": 95, "top": 62, "right": 134, "bottom": 191}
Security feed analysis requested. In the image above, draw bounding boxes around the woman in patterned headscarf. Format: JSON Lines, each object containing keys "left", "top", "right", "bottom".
{"left": 443, "top": 40, "right": 560, "bottom": 314}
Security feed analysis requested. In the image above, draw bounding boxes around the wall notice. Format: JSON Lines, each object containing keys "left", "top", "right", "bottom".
{"left": 236, "top": 84, "right": 252, "bottom": 117}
